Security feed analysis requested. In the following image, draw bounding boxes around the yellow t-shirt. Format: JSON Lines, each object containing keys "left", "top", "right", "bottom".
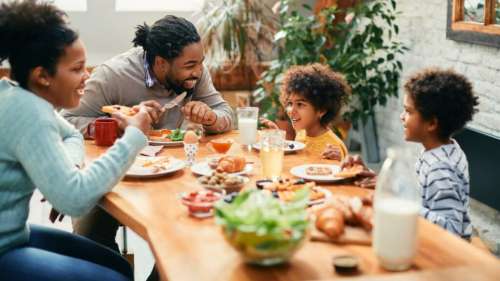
{"left": 295, "top": 129, "right": 348, "bottom": 160}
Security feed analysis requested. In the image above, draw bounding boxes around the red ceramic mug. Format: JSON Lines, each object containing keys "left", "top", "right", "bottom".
{"left": 91, "top": 118, "right": 118, "bottom": 146}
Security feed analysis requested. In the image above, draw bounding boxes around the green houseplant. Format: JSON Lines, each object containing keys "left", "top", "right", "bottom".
{"left": 254, "top": 0, "right": 407, "bottom": 125}
{"left": 196, "top": 0, "right": 278, "bottom": 90}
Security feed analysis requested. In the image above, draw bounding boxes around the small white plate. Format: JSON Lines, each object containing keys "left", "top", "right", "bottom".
{"left": 198, "top": 175, "right": 251, "bottom": 192}
{"left": 253, "top": 140, "right": 305, "bottom": 153}
{"left": 290, "top": 164, "right": 343, "bottom": 182}
{"left": 126, "top": 156, "right": 185, "bottom": 178}
{"left": 191, "top": 161, "right": 253, "bottom": 177}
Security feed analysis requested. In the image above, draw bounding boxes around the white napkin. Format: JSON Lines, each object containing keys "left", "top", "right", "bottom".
{"left": 140, "top": 145, "right": 164, "bottom": 157}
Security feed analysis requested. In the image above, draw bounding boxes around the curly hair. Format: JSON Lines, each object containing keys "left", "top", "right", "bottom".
{"left": 132, "top": 15, "right": 200, "bottom": 65}
{"left": 280, "top": 63, "right": 351, "bottom": 127}
{"left": 404, "top": 68, "right": 479, "bottom": 140}
{"left": 0, "top": 0, "right": 78, "bottom": 88}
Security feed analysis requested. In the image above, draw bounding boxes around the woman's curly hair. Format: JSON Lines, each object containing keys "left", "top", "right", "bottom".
{"left": 404, "top": 68, "right": 479, "bottom": 140}
{"left": 0, "top": 0, "right": 78, "bottom": 88}
{"left": 280, "top": 63, "right": 351, "bottom": 127}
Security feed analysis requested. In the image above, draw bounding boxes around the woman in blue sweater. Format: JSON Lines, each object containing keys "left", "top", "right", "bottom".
{"left": 0, "top": 1, "right": 153, "bottom": 280}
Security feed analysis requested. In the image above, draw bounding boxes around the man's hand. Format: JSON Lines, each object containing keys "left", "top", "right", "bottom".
{"left": 181, "top": 101, "right": 217, "bottom": 126}
{"left": 132, "top": 100, "right": 165, "bottom": 124}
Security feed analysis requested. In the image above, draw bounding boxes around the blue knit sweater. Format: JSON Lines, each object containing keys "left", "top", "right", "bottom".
{"left": 0, "top": 79, "right": 147, "bottom": 254}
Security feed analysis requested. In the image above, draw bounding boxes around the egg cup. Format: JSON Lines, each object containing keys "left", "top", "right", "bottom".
{"left": 184, "top": 143, "right": 198, "bottom": 166}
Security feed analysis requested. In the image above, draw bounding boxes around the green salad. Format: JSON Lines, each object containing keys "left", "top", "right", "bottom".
{"left": 215, "top": 188, "right": 309, "bottom": 263}
{"left": 166, "top": 128, "right": 185, "bottom": 141}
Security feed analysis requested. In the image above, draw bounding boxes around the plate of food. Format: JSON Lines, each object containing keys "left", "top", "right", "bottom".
{"left": 191, "top": 155, "right": 253, "bottom": 176}
{"left": 256, "top": 178, "right": 332, "bottom": 206}
{"left": 148, "top": 128, "right": 185, "bottom": 146}
{"left": 198, "top": 172, "right": 250, "bottom": 193}
{"left": 253, "top": 140, "right": 305, "bottom": 153}
{"left": 290, "top": 164, "right": 343, "bottom": 182}
{"left": 126, "top": 156, "right": 185, "bottom": 178}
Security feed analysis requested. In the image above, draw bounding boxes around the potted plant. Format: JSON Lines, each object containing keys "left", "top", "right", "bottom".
{"left": 253, "top": 0, "right": 407, "bottom": 159}
{"left": 196, "top": 0, "right": 278, "bottom": 91}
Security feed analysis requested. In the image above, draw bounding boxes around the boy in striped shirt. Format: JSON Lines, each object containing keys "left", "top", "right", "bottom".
{"left": 401, "top": 68, "right": 478, "bottom": 239}
{"left": 343, "top": 68, "right": 479, "bottom": 240}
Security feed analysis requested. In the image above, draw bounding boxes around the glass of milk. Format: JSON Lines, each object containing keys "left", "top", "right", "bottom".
{"left": 236, "top": 107, "right": 259, "bottom": 151}
{"left": 373, "top": 147, "right": 421, "bottom": 271}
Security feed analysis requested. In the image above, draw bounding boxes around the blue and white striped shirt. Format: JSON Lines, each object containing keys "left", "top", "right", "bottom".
{"left": 416, "top": 139, "right": 472, "bottom": 239}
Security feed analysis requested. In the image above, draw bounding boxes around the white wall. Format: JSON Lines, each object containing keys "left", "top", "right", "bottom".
{"left": 64, "top": 0, "right": 200, "bottom": 65}
{"left": 375, "top": 0, "right": 500, "bottom": 157}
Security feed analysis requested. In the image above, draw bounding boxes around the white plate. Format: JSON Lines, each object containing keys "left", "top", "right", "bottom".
{"left": 148, "top": 129, "right": 185, "bottom": 147}
{"left": 290, "top": 164, "right": 343, "bottom": 182}
{"left": 198, "top": 175, "right": 251, "bottom": 191}
{"left": 148, "top": 140, "right": 184, "bottom": 147}
{"left": 126, "top": 156, "right": 185, "bottom": 178}
{"left": 253, "top": 140, "right": 305, "bottom": 153}
{"left": 191, "top": 161, "right": 253, "bottom": 177}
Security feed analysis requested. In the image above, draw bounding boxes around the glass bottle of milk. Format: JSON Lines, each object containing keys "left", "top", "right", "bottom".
{"left": 373, "top": 147, "right": 421, "bottom": 271}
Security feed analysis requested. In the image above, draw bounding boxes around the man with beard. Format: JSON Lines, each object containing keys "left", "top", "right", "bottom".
{"left": 60, "top": 16, "right": 233, "bottom": 280}
{"left": 62, "top": 15, "right": 232, "bottom": 136}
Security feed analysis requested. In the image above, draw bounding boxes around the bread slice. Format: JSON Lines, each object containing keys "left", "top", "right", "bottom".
{"left": 101, "top": 105, "right": 136, "bottom": 116}
{"left": 336, "top": 165, "right": 364, "bottom": 178}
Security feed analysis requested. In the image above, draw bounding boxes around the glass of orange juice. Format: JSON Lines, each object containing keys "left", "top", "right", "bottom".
{"left": 259, "top": 130, "right": 285, "bottom": 180}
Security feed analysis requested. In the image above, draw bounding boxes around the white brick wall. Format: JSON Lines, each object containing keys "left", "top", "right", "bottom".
{"left": 375, "top": 0, "right": 500, "bottom": 158}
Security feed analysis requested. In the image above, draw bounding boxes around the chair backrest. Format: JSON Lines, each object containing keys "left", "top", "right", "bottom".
{"left": 455, "top": 128, "right": 500, "bottom": 211}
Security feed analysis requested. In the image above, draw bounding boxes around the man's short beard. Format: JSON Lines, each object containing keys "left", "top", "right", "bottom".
{"left": 164, "top": 76, "right": 189, "bottom": 95}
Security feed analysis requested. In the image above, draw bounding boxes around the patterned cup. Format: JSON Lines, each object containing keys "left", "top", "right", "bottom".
{"left": 184, "top": 143, "right": 199, "bottom": 166}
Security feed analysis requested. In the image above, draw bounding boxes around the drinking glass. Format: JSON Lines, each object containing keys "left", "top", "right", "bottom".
{"left": 259, "top": 129, "right": 285, "bottom": 180}
{"left": 236, "top": 107, "right": 259, "bottom": 151}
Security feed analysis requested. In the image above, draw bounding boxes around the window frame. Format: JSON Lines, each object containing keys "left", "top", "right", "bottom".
{"left": 447, "top": 0, "right": 500, "bottom": 47}
{"left": 114, "top": 0, "right": 204, "bottom": 12}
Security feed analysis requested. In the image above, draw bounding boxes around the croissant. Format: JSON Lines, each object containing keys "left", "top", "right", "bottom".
{"left": 316, "top": 206, "right": 345, "bottom": 240}
{"left": 216, "top": 156, "right": 246, "bottom": 173}
{"left": 330, "top": 196, "right": 357, "bottom": 225}
{"left": 355, "top": 206, "right": 374, "bottom": 231}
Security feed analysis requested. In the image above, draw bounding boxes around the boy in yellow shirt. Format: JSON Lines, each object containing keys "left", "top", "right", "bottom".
{"left": 261, "top": 63, "right": 351, "bottom": 160}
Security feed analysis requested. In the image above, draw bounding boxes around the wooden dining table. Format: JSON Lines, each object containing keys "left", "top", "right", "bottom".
{"left": 84, "top": 131, "right": 500, "bottom": 281}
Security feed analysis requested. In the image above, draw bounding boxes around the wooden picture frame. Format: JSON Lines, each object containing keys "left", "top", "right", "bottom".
{"left": 447, "top": 0, "right": 500, "bottom": 47}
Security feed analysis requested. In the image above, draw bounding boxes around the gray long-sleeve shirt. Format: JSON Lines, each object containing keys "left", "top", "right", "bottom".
{"left": 61, "top": 48, "right": 233, "bottom": 134}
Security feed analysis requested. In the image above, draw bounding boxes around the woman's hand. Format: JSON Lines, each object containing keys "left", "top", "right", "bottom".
{"left": 112, "top": 106, "right": 153, "bottom": 135}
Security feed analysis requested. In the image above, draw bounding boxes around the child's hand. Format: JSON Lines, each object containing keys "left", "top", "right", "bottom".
{"left": 341, "top": 154, "right": 377, "bottom": 188}
{"left": 259, "top": 117, "right": 279, "bottom": 129}
{"left": 354, "top": 176, "right": 377, "bottom": 189}
{"left": 322, "top": 144, "right": 342, "bottom": 160}
{"left": 341, "top": 154, "right": 366, "bottom": 170}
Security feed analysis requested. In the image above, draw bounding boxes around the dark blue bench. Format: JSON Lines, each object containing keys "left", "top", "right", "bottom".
{"left": 455, "top": 128, "right": 500, "bottom": 211}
